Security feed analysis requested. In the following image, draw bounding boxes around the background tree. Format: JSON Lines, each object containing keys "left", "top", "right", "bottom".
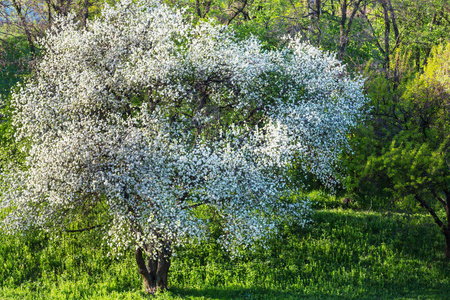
{"left": 343, "top": 43, "right": 450, "bottom": 256}
{"left": 0, "top": 0, "right": 103, "bottom": 92}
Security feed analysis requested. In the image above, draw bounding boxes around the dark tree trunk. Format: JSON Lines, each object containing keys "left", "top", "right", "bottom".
{"left": 135, "top": 242, "right": 172, "bottom": 294}
{"left": 45, "top": 0, "right": 53, "bottom": 27}
{"left": 338, "top": 0, "right": 347, "bottom": 60}
{"left": 52, "top": 0, "right": 73, "bottom": 16}
{"left": 195, "top": 0, "right": 202, "bottom": 18}
{"left": 445, "top": 189, "right": 450, "bottom": 258}
{"left": 415, "top": 194, "right": 450, "bottom": 259}
{"left": 11, "top": 0, "right": 36, "bottom": 55}
{"left": 338, "top": 0, "right": 362, "bottom": 60}
{"left": 308, "top": 0, "right": 321, "bottom": 19}
{"left": 81, "top": 0, "right": 90, "bottom": 28}
{"left": 381, "top": 0, "right": 390, "bottom": 81}
{"left": 444, "top": 229, "right": 450, "bottom": 258}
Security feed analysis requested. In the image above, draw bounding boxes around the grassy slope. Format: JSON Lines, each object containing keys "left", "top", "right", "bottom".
{"left": 1, "top": 199, "right": 449, "bottom": 300}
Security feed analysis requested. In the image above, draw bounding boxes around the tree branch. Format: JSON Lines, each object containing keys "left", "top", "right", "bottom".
{"left": 65, "top": 219, "right": 112, "bottom": 233}
{"left": 431, "top": 189, "right": 447, "bottom": 208}
{"left": 415, "top": 195, "right": 446, "bottom": 231}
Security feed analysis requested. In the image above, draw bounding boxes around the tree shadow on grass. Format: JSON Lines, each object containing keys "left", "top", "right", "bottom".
{"left": 167, "top": 209, "right": 450, "bottom": 300}
{"left": 166, "top": 286, "right": 349, "bottom": 300}
{"left": 166, "top": 285, "right": 450, "bottom": 300}
{"left": 311, "top": 209, "right": 447, "bottom": 261}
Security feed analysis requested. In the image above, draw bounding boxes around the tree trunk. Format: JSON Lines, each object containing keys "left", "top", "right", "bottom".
{"left": 11, "top": 0, "right": 36, "bottom": 55}
{"left": 415, "top": 194, "right": 450, "bottom": 259}
{"left": 381, "top": 0, "right": 390, "bottom": 81}
{"left": 135, "top": 242, "right": 172, "bottom": 294}
{"left": 338, "top": 0, "right": 347, "bottom": 60}
{"left": 444, "top": 230, "right": 450, "bottom": 258}
{"left": 81, "top": 0, "right": 90, "bottom": 28}
{"left": 45, "top": 0, "right": 53, "bottom": 27}
{"left": 338, "top": 0, "right": 363, "bottom": 61}
{"left": 445, "top": 189, "right": 450, "bottom": 258}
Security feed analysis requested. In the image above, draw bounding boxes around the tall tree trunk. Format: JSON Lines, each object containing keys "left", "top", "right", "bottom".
{"left": 52, "top": 0, "right": 73, "bottom": 16}
{"left": 338, "top": 0, "right": 363, "bottom": 60}
{"left": 386, "top": 0, "right": 400, "bottom": 90}
{"left": 308, "top": 0, "right": 321, "bottom": 19}
{"left": 415, "top": 194, "right": 450, "bottom": 259}
{"left": 195, "top": 0, "right": 202, "bottom": 18}
{"left": 11, "top": 0, "right": 36, "bottom": 55}
{"left": 381, "top": 0, "right": 390, "bottom": 81}
{"left": 45, "top": 0, "right": 53, "bottom": 27}
{"left": 135, "top": 242, "right": 172, "bottom": 294}
{"left": 445, "top": 189, "right": 450, "bottom": 258}
{"left": 81, "top": 0, "right": 90, "bottom": 28}
{"left": 338, "top": 0, "right": 347, "bottom": 60}
{"left": 444, "top": 229, "right": 450, "bottom": 258}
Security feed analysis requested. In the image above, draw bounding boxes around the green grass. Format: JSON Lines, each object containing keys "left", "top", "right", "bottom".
{"left": 1, "top": 199, "right": 450, "bottom": 299}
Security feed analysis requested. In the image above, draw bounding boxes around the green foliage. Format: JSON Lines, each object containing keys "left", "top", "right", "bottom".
{"left": 342, "top": 44, "right": 450, "bottom": 211}
{"left": 423, "top": 43, "right": 450, "bottom": 92}
{"left": 0, "top": 34, "right": 32, "bottom": 171}
{"left": 0, "top": 35, "right": 32, "bottom": 100}
{"left": 397, "top": 0, "right": 450, "bottom": 69}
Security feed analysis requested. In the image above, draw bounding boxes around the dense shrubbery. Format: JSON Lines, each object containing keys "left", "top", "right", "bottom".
{"left": 341, "top": 44, "right": 450, "bottom": 256}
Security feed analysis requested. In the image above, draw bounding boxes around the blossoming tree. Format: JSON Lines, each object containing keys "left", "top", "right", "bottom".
{"left": 0, "top": 0, "right": 366, "bottom": 293}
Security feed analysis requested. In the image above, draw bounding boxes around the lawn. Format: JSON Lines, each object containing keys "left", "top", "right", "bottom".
{"left": 1, "top": 195, "right": 449, "bottom": 299}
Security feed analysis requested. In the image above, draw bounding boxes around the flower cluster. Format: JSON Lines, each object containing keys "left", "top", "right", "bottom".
{"left": 1, "top": 0, "right": 366, "bottom": 256}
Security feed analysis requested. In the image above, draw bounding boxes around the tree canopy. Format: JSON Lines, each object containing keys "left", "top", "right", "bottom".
{"left": 0, "top": 0, "right": 366, "bottom": 293}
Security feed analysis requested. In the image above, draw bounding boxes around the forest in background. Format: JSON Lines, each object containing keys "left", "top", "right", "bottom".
{"left": 1, "top": 0, "right": 450, "bottom": 299}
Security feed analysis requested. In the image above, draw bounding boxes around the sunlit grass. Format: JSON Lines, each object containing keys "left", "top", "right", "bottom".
{"left": 1, "top": 194, "right": 449, "bottom": 299}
